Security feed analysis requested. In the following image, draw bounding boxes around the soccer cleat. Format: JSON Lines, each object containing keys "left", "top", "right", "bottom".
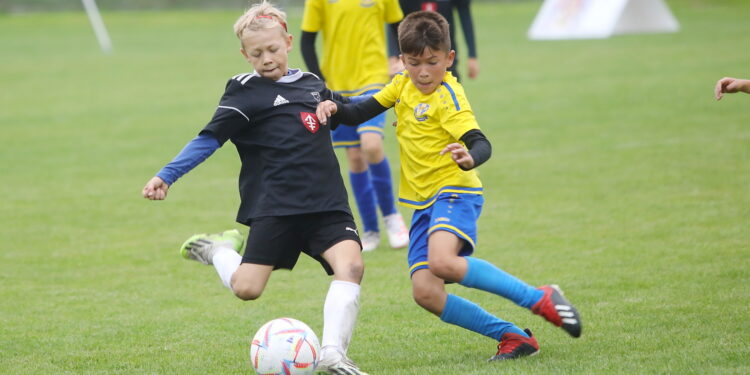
{"left": 179, "top": 229, "right": 244, "bottom": 265}
{"left": 383, "top": 212, "right": 409, "bottom": 249}
{"left": 531, "top": 284, "right": 582, "bottom": 338}
{"left": 317, "top": 357, "right": 369, "bottom": 375}
{"left": 360, "top": 230, "right": 380, "bottom": 252}
{"left": 488, "top": 328, "right": 540, "bottom": 361}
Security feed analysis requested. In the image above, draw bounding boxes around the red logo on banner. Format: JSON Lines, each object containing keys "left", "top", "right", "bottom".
{"left": 300, "top": 112, "right": 320, "bottom": 133}
{"left": 421, "top": 2, "right": 437, "bottom": 12}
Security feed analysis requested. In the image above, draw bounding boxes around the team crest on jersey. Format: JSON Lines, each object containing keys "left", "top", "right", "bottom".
{"left": 311, "top": 91, "right": 321, "bottom": 103}
{"left": 300, "top": 112, "right": 320, "bottom": 133}
{"left": 414, "top": 103, "right": 430, "bottom": 121}
{"left": 360, "top": 0, "right": 375, "bottom": 8}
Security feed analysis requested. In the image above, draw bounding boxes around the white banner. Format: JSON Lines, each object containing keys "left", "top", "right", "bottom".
{"left": 528, "top": 0, "right": 679, "bottom": 40}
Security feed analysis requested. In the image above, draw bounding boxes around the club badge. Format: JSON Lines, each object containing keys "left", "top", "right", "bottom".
{"left": 300, "top": 112, "right": 320, "bottom": 133}
{"left": 414, "top": 103, "right": 430, "bottom": 122}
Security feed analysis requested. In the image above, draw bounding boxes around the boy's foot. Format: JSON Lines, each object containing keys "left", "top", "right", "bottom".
{"left": 360, "top": 231, "right": 380, "bottom": 252}
{"left": 179, "top": 229, "right": 244, "bottom": 265}
{"left": 488, "top": 329, "right": 539, "bottom": 361}
{"left": 531, "top": 284, "right": 582, "bottom": 338}
{"left": 384, "top": 212, "right": 409, "bottom": 249}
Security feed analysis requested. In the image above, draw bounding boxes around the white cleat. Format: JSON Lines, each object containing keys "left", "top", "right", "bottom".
{"left": 360, "top": 231, "right": 380, "bottom": 252}
{"left": 317, "top": 348, "right": 369, "bottom": 375}
{"left": 384, "top": 212, "right": 409, "bottom": 249}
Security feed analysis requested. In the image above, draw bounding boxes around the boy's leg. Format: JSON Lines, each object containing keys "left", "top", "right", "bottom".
{"left": 230, "top": 263, "right": 273, "bottom": 301}
{"left": 318, "top": 239, "right": 368, "bottom": 374}
{"left": 360, "top": 126, "right": 408, "bottom": 249}
{"left": 429, "top": 230, "right": 582, "bottom": 338}
{"left": 419, "top": 234, "right": 540, "bottom": 360}
{"left": 180, "top": 229, "right": 273, "bottom": 301}
{"left": 422, "top": 235, "right": 531, "bottom": 340}
{"left": 345, "top": 147, "right": 380, "bottom": 251}
{"left": 411, "top": 268, "right": 538, "bottom": 359}
{"left": 427, "top": 230, "right": 543, "bottom": 307}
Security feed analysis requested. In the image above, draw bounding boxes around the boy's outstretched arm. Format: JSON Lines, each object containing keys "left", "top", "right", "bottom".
{"left": 141, "top": 133, "right": 220, "bottom": 200}
{"left": 440, "top": 129, "right": 492, "bottom": 171}
{"left": 715, "top": 77, "right": 750, "bottom": 100}
{"left": 317, "top": 97, "right": 389, "bottom": 126}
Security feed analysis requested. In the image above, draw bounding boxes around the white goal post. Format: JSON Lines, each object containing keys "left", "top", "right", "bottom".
{"left": 82, "top": 0, "right": 113, "bottom": 53}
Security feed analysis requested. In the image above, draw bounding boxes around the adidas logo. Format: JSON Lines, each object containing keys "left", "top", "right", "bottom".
{"left": 273, "top": 95, "right": 289, "bottom": 106}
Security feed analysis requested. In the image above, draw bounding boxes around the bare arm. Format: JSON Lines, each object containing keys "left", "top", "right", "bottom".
{"left": 715, "top": 77, "right": 750, "bottom": 100}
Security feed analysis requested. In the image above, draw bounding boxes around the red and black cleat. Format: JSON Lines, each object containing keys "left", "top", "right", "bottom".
{"left": 532, "top": 284, "right": 582, "bottom": 338}
{"left": 488, "top": 329, "right": 540, "bottom": 361}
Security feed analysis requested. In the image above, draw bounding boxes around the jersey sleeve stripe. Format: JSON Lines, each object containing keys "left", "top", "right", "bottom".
{"left": 217, "top": 105, "right": 250, "bottom": 122}
{"left": 241, "top": 74, "right": 255, "bottom": 84}
{"left": 440, "top": 82, "right": 461, "bottom": 111}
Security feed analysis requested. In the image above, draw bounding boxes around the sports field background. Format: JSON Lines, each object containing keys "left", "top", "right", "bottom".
{"left": 1, "top": 1, "right": 748, "bottom": 374}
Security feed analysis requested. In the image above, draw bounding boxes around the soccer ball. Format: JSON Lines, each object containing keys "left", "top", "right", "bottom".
{"left": 250, "top": 317, "right": 320, "bottom": 375}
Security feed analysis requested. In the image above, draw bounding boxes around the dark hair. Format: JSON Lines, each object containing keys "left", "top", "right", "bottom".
{"left": 397, "top": 11, "right": 451, "bottom": 56}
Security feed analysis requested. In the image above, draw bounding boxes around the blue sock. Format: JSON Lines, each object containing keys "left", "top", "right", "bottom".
{"left": 349, "top": 170, "right": 378, "bottom": 232}
{"left": 369, "top": 157, "right": 397, "bottom": 216}
{"left": 460, "top": 257, "right": 544, "bottom": 309}
{"left": 440, "top": 294, "right": 528, "bottom": 340}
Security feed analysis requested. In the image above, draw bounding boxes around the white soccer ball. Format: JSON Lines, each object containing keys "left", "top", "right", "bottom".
{"left": 250, "top": 317, "right": 320, "bottom": 375}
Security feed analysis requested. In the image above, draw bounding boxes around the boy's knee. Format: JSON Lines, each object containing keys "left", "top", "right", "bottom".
{"left": 232, "top": 282, "right": 263, "bottom": 301}
{"left": 361, "top": 144, "right": 383, "bottom": 162}
{"left": 428, "top": 257, "right": 462, "bottom": 281}
{"left": 340, "top": 259, "right": 365, "bottom": 282}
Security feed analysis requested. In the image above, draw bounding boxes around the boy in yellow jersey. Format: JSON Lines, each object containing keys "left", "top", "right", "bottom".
{"left": 301, "top": 0, "right": 409, "bottom": 252}
{"left": 317, "top": 11, "right": 583, "bottom": 361}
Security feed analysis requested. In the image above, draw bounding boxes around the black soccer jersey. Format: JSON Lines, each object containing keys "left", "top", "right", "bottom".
{"left": 201, "top": 69, "right": 351, "bottom": 224}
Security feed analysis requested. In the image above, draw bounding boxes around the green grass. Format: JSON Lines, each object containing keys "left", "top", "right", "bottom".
{"left": 1, "top": 1, "right": 749, "bottom": 374}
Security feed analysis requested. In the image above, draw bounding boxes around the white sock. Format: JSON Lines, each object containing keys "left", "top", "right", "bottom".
{"left": 212, "top": 248, "right": 241, "bottom": 289}
{"left": 321, "top": 280, "right": 361, "bottom": 357}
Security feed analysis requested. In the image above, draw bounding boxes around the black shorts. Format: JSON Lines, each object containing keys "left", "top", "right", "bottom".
{"left": 241, "top": 211, "right": 361, "bottom": 275}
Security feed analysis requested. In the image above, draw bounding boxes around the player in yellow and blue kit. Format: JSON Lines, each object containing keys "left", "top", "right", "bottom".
{"left": 317, "top": 11, "right": 583, "bottom": 362}
{"left": 300, "top": 0, "right": 409, "bottom": 252}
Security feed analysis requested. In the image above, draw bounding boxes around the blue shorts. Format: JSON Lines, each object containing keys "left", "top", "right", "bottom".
{"left": 332, "top": 91, "right": 386, "bottom": 148}
{"left": 407, "top": 192, "right": 484, "bottom": 276}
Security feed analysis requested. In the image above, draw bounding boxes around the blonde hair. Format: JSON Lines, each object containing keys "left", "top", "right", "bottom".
{"left": 233, "top": 1, "right": 288, "bottom": 40}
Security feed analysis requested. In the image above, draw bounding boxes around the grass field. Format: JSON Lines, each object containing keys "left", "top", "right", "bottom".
{"left": 1, "top": 1, "right": 749, "bottom": 374}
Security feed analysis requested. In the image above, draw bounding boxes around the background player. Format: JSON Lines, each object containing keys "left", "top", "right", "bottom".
{"left": 389, "top": 0, "right": 479, "bottom": 81}
{"left": 300, "top": 0, "right": 409, "bottom": 252}
{"left": 317, "top": 11, "right": 582, "bottom": 361}
{"left": 142, "top": 2, "right": 369, "bottom": 374}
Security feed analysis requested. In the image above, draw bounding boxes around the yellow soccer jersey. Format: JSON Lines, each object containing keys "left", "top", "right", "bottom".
{"left": 301, "top": 0, "right": 403, "bottom": 95}
{"left": 374, "top": 71, "right": 483, "bottom": 209}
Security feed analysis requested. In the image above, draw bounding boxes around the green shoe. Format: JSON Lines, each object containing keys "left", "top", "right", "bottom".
{"left": 179, "top": 229, "right": 244, "bottom": 265}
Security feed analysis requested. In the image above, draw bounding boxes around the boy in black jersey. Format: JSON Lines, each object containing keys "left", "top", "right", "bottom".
{"left": 142, "top": 2, "right": 369, "bottom": 374}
